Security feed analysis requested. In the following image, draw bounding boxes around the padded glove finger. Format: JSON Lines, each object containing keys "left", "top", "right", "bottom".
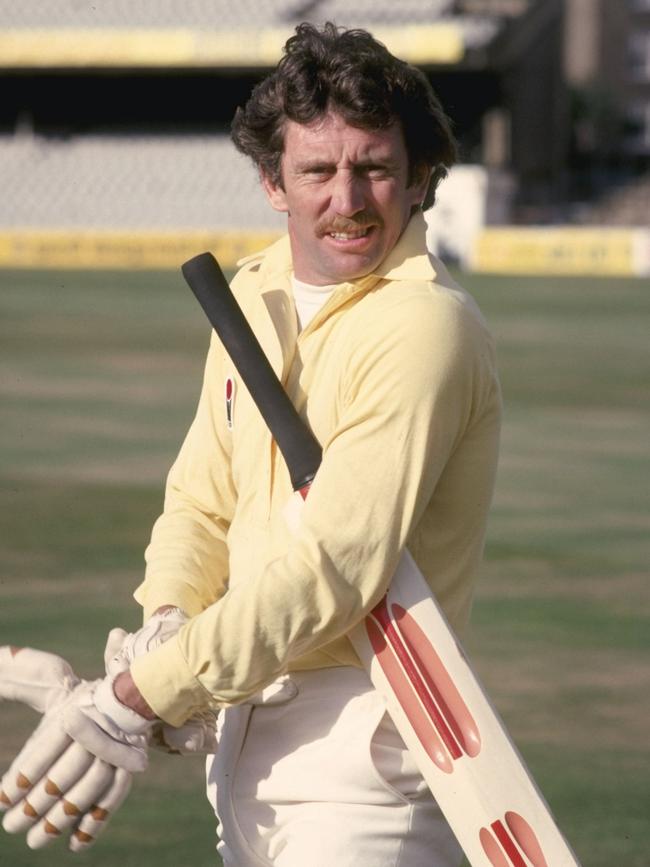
{"left": 68, "top": 767, "right": 132, "bottom": 853}
{"left": 2, "top": 741, "right": 94, "bottom": 834}
{"left": 33, "top": 757, "right": 115, "bottom": 841}
{"left": 0, "top": 645, "right": 136, "bottom": 854}
{"left": 0, "top": 721, "right": 71, "bottom": 807}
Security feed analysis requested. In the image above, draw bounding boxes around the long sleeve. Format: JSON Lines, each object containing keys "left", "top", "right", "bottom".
{"left": 133, "top": 329, "right": 237, "bottom": 619}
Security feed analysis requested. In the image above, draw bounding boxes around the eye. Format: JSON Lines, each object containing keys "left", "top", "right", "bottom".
{"left": 359, "top": 164, "right": 392, "bottom": 179}
{"left": 304, "top": 164, "right": 334, "bottom": 177}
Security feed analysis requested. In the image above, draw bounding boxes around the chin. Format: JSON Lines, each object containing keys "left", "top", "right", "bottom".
{"left": 332, "top": 250, "right": 384, "bottom": 281}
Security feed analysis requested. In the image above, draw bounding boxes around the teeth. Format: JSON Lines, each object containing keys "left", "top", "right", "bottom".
{"left": 330, "top": 230, "right": 369, "bottom": 240}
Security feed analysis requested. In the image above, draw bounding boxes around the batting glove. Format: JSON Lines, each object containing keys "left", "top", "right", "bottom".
{"left": 104, "top": 608, "right": 218, "bottom": 756}
{"left": 0, "top": 646, "right": 134, "bottom": 852}
{"left": 103, "top": 606, "right": 189, "bottom": 677}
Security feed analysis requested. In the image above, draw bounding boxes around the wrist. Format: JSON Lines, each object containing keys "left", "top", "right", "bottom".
{"left": 112, "top": 671, "right": 157, "bottom": 723}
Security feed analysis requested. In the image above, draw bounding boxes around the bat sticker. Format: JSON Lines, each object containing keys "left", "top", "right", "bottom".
{"left": 367, "top": 597, "right": 481, "bottom": 772}
{"left": 480, "top": 812, "right": 550, "bottom": 867}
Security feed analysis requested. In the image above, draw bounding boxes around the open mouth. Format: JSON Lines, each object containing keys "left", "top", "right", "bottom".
{"left": 328, "top": 228, "right": 371, "bottom": 240}
{"left": 325, "top": 225, "right": 377, "bottom": 246}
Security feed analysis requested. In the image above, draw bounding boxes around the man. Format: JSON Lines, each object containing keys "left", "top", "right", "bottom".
{"left": 1, "top": 22, "right": 501, "bottom": 866}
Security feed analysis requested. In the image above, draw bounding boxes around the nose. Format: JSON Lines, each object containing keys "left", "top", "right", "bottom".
{"left": 331, "top": 170, "right": 365, "bottom": 217}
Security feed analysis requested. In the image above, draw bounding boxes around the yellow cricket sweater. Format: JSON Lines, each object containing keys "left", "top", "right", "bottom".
{"left": 131, "top": 212, "right": 502, "bottom": 726}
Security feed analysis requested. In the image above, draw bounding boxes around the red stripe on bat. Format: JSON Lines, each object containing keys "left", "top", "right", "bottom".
{"left": 366, "top": 617, "right": 453, "bottom": 773}
{"left": 480, "top": 814, "right": 551, "bottom": 867}
{"left": 391, "top": 603, "right": 481, "bottom": 758}
{"left": 479, "top": 827, "right": 511, "bottom": 867}
{"left": 506, "top": 812, "right": 550, "bottom": 867}
{"left": 491, "top": 820, "right": 528, "bottom": 867}
{"left": 369, "top": 598, "right": 463, "bottom": 761}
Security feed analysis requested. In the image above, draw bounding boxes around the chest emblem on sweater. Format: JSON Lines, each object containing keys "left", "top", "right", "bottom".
{"left": 225, "top": 376, "right": 235, "bottom": 430}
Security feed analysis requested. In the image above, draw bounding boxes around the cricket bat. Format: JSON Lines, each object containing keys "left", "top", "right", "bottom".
{"left": 181, "top": 252, "right": 582, "bottom": 867}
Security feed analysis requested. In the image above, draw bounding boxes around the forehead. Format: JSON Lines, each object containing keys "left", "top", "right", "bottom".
{"left": 281, "top": 112, "right": 407, "bottom": 163}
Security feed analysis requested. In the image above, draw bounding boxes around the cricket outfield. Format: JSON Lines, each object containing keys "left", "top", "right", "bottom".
{"left": 1, "top": 267, "right": 648, "bottom": 866}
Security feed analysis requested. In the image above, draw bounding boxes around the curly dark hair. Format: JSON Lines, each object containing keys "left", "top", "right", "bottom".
{"left": 231, "top": 22, "right": 457, "bottom": 209}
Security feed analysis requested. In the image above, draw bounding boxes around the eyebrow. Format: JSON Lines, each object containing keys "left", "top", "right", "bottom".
{"left": 294, "top": 156, "right": 400, "bottom": 172}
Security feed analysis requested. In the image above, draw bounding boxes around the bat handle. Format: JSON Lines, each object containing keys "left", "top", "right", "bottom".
{"left": 181, "top": 251, "right": 323, "bottom": 492}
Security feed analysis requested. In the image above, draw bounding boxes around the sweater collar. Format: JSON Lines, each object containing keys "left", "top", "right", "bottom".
{"left": 372, "top": 211, "right": 437, "bottom": 282}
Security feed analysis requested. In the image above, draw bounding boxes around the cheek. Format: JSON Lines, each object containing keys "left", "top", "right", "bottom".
{"left": 290, "top": 188, "right": 323, "bottom": 218}
{"left": 380, "top": 192, "right": 415, "bottom": 230}
{"left": 375, "top": 181, "right": 415, "bottom": 213}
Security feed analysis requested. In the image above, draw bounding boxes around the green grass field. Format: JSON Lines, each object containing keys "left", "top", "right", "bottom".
{"left": 1, "top": 266, "right": 648, "bottom": 866}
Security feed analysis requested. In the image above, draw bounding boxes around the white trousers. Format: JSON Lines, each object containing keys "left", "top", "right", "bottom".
{"left": 205, "top": 667, "right": 462, "bottom": 867}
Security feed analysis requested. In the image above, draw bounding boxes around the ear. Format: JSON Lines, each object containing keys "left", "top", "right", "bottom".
{"left": 408, "top": 164, "right": 433, "bottom": 207}
{"left": 260, "top": 170, "right": 289, "bottom": 213}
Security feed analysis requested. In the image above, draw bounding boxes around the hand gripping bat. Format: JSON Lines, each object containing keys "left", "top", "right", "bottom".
{"left": 181, "top": 252, "right": 582, "bottom": 867}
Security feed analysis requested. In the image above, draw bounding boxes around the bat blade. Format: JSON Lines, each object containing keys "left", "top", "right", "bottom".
{"left": 349, "top": 550, "right": 579, "bottom": 866}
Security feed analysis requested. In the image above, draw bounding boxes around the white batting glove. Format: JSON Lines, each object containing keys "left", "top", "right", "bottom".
{"left": 63, "top": 675, "right": 152, "bottom": 771}
{"left": 149, "top": 708, "right": 218, "bottom": 755}
{"left": 103, "top": 606, "right": 189, "bottom": 678}
{"left": 104, "top": 609, "right": 218, "bottom": 756}
{"left": 0, "top": 646, "right": 133, "bottom": 852}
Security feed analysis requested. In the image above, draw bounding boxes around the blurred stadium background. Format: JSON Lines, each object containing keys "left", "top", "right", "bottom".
{"left": 0, "top": 0, "right": 649, "bottom": 271}
{"left": 1, "top": 2, "right": 649, "bottom": 866}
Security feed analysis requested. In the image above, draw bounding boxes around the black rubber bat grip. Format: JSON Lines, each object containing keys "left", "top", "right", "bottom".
{"left": 181, "top": 252, "right": 322, "bottom": 492}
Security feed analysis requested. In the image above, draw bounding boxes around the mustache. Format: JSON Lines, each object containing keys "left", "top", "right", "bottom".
{"left": 316, "top": 214, "right": 381, "bottom": 236}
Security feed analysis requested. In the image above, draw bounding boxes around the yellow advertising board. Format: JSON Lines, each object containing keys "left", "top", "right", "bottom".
{"left": 472, "top": 227, "right": 650, "bottom": 277}
{"left": 0, "top": 229, "right": 283, "bottom": 271}
{"left": 0, "top": 24, "right": 463, "bottom": 68}
{"left": 2, "top": 226, "right": 647, "bottom": 275}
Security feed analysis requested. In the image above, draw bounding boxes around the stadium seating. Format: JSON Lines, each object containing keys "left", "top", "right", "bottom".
{"left": 0, "top": 0, "right": 455, "bottom": 28}
{"left": 0, "top": 133, "right": 284, "bottom": 229}
{"left": 3, "top": 1, "right": 645, "bottom": 276}
{"left": 0, "top": 0, "right": 504, "bottom": 60}
{"left": 0, "top": 0, "right": 506, "bottom": 238}
{"left": 0, "top": 0, "right": 496, "bottom": 236}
